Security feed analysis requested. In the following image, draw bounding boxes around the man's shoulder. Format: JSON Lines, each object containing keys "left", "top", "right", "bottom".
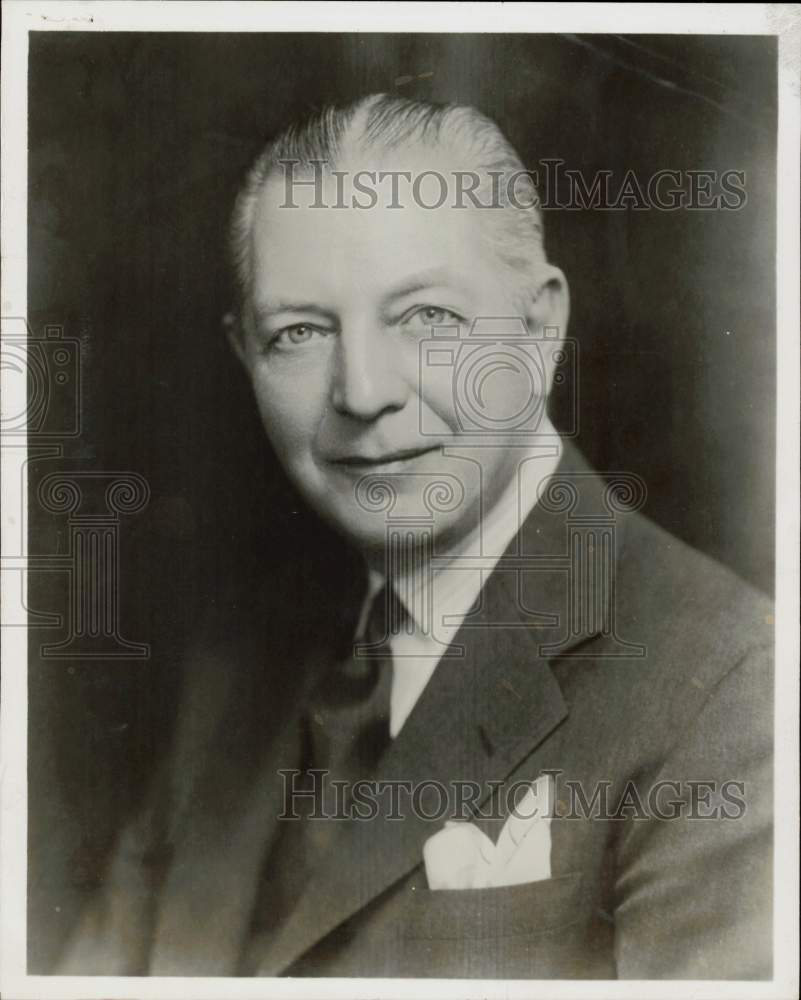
{"left": 619, "top": 507, "right": 771, "bottom": 643}
{"left": 534, "top": 443, "right": 773, "bottom": 746}
{"left": 586, "top": 506, "right": 773, "bottom": 739}
{"left": 541, "top": 440, "right": 771, "bottom": 661}
{"left": 542, "top": 501, "right": 772, "bottom": 782}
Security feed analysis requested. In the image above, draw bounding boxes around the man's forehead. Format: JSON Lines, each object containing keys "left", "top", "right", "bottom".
{"left": 251, "top": 170, "right": 498, "bottom": 298}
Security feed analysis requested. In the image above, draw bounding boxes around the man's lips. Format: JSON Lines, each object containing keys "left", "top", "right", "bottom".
{"left": 327, "top": 445, "right": 441, "bottom": 468}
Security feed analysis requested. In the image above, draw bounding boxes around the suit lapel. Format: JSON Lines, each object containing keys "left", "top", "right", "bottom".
{"left": 148, "top": 642, "right": 319, "bottom": 976}
{"left": 256, "top": 567, "right": 575, "bottom": 975}
{"left": 146, "top": 550, "right": 368, "bottom": 976}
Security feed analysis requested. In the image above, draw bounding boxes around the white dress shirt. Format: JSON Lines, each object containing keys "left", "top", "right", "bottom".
{"left": 357, "top": 429, "right": 563, "bottom": 738}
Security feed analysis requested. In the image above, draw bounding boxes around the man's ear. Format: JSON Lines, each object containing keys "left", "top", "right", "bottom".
{"left": 525, "top": 263, "right": 570, "bottom": 398}
{"left": 223, "top": 310, "right": 249, "bottom": 370}
{"left": 528, "top": 263, "right": 570, "bottom": 340}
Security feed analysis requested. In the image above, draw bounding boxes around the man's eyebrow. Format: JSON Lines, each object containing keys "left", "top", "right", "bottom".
{"left": 253, "top": 300, "right": 337, "bottom": 323}
{"left": 253, "top": 269, "right": 464, "bottom": 322}
{"left": 381, "top": 268, "right": 464, "bottom": 306}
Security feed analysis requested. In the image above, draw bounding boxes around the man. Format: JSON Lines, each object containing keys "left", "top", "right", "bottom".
{"left": 57, "top": 95, "right": 772, "bottom": 979}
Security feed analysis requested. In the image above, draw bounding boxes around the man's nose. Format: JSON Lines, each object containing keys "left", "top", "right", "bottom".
{"left": 329, "top": 327, "right": 409, "bottom": 420}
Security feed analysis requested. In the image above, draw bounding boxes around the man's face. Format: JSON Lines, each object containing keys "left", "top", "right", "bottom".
{"left": 233, "top": 149, "right": 567, "bottom": 558}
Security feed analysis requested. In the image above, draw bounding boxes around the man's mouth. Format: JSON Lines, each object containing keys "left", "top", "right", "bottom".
{"left": 328, "top": 445, "right": 441, "bottom": 471}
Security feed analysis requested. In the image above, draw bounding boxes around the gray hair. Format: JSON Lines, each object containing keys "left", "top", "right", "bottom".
{"left": 229, "top": 93, "right": 546, "bottom": 312}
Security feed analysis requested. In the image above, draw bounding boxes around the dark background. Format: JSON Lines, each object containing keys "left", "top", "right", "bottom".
{"left": 27, "top": 32, "right": 776, "bottom": 970}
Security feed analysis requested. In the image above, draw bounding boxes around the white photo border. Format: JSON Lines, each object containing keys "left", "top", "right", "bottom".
{"left": 2, "top": 4, "right": 798, "bottom": 999}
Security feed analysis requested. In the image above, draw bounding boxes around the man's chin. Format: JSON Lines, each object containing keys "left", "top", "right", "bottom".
{"left": 312, "top": 501, "right": 478, "bottom": 569}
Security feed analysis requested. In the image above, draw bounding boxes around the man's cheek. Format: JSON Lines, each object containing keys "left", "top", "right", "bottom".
{"left": 420, "top": 366, "right": 461, "bottom": 435}
{"left": 252, "top": 378, "right": 319, "bottom": 456}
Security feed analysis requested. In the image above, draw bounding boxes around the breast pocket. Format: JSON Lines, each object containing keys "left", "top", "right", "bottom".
{"left": 400, "top": 872, "right": 588, "bottom": 978}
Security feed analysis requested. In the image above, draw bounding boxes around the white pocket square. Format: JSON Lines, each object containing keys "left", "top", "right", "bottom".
{"left": 423, "top": 774, "right": 553, "bottom": 890}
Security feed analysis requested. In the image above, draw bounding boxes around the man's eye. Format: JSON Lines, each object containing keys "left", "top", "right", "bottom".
{"left": 272, "top": 324, "right": 328, "bottom": 348}
{"left": 407, "top": 306, "right": 463, "bottom": 328}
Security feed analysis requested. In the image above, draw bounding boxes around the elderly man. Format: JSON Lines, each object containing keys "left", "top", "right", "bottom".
{"left": 58, "top": 95, "right": 772, "bottom": 980}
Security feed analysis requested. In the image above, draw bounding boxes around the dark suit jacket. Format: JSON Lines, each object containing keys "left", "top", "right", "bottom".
{"left": 55, "top": 443, "right": 773, "bottom": 979}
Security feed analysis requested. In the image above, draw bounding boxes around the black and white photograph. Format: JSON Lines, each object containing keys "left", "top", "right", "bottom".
{"left": 1, "top": 3, "right": 798, "bottom": 998}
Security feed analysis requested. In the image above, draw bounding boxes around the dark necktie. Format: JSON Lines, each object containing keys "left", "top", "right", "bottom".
{"left": 238, "top": 584, "right": 407, "bottom": 974}
{"left": 305, "top": 583, "right": 406, "bottom": 827}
